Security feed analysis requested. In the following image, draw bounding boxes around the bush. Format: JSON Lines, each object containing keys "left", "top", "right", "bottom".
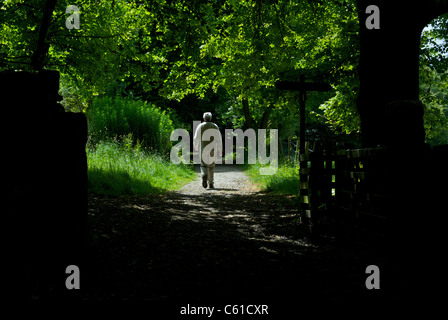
{"left": 88, "top": 96, "right": 174, "bottom": 155}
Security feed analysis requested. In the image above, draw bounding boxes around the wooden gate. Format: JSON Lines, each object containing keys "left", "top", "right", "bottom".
{"left": 300, "top": 143, "right": 440, "bottom": 244}
{"left": 299, "top": 142, "right": 337, "bottom": 231}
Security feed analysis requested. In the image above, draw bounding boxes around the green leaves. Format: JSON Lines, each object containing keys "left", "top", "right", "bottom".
{"left": 5, "top": 0, "right": 445, "bottom": 142}
{"left": 420, "top": 13, "right": 448, "bottom": 144}
{"left": 88, "top": 96, "right": 174, "bottom": 154}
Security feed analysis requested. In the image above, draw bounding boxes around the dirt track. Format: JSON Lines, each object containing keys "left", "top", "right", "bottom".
{"left": 83, "top": 165, "right": 389, "bottom": 306}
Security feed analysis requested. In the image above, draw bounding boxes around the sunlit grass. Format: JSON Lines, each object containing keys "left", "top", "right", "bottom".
{"left": 244, "top": 162, "right": 300, "bottom": 195}
{"left": 87, "top": 140, "right": 195, "bottom": 196}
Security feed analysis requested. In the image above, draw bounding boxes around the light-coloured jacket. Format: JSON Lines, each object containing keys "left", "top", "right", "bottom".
{"left": 193, "top": 121, "right": 223, "bottom": 166}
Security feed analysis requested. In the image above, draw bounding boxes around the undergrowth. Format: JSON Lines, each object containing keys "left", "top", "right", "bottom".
{"left": 87, "top": 139, "right": 195, "bottom": 196}
{"left": 244, "top": 161, "right": 300, "bottom": 196}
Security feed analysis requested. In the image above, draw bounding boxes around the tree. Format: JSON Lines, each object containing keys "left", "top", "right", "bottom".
{"left": 155, "top": 0, "right": 359, "bottom": 136}
{"left": 420, "top": 13, "right": 448, "bottom": 144}
{"left": 1, "top": 0, "right": 158, "bottom": 108}
{"left": 3, "top": 0, "right": 445, "bottom": 144}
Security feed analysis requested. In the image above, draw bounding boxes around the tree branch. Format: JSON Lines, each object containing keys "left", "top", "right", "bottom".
{"left": 242, "top": 98, "right": 256, "bottom": 129}
{"left": 260, "top": 104, "right": 274, "bottom": 130}
{"left": 53, "top": 34, "right": 121, "bottom": 39}
{"left": 47, "top": 41, "right": 93, "bottom": 54}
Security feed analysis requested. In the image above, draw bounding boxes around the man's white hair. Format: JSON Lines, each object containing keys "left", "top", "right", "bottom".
{"left": 203, "top": 112, "right": 212, "bottom": 121}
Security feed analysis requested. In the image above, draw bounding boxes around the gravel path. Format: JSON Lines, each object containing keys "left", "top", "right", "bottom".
{"left": 178, "top": 164, "right": 261, "bottom": 195}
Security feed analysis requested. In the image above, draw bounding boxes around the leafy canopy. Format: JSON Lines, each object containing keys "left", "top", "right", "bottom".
{"left": 0, "top": 0, "right": 447, "bottom": 142}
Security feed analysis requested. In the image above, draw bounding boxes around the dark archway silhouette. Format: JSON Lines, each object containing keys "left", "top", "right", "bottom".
{"left": 356, "top": 0, "right": 448, "bottom": 147}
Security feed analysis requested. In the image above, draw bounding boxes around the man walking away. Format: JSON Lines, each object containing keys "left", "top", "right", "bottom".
{"left": 193, "top": 112, "right": 223, "bottom": 189}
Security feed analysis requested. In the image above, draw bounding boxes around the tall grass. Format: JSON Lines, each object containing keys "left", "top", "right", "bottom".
{"left": 88, "top": 96, "right": 174, "bottom": 154}
{"left": 87, "top": 139, "right": 195, "bottom": 196}
{"left": 86, "top": 96, "right": 196, "bottom": 195}
{"left": 244, "top": 162, "right": 300, "bottom": 195}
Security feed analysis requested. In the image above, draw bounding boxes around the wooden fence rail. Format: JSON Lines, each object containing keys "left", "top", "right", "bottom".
{"left": 299, "top": 142, "right": 337, "bottom": 232}
{"left": 298, "top": 142, "right": 440, "bottom": 242}
{"left": 334, "top": 147, "right": 393, "bottom": 241}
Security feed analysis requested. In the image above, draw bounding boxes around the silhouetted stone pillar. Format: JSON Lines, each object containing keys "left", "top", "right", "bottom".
{"left": 356, "top": 0, "right": 448, "bottom": 147}
{"left": 1, "top": 70, "right": 88, "bottom": 299}
{"left": 354, "top": 1, "right": 448, "bottom": 301}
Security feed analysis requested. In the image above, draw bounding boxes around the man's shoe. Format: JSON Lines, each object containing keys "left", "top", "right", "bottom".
{"left": 209, "top": 184, "right": 214, "bottom": 189}
{"left": 202, "top": 175, "right": 208, "bottom": 188}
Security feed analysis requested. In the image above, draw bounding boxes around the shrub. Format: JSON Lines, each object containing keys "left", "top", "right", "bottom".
{"left": 88, "top": 96, "right": 174, "bottom": 155}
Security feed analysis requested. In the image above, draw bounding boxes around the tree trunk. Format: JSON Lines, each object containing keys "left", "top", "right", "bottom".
{"left": 259, "top": 104, "right": 273, "bottom": 129}
{"left": 287, "top": 136, "right": 291, "bottom": 160}
{"left": 31, "top": 0, "right": 58, "bottom": 71}
{"left": 242, "top": 98, "right": 256, "bottom": 129}
{"left": 299, "top": 76, "right": 306, "bottom": 155}
{"left": 278, "top": 136, "right": 285, "bottom": 158}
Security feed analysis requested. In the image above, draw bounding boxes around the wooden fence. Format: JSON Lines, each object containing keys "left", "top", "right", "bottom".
{"left": 334, "top": 147, "right": 393, "bottom": 241}
{"left": 299, "top": 142, "right": 337, "bottom": 232}
{"left": 299, "top": 141, "right": 448, "bottom": 244}
{"left": 299, "top": 143, "right": 403, "bottom": 241}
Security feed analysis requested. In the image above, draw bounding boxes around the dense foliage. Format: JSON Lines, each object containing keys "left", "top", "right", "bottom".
{"left": 420, "top": 13, "right": 448, "bottom": 144}
{"left": 88, "top": 96, "right": 174, "bottom": 154}
{"left": 1, "top": 0, "right": 447, "bottom": 144}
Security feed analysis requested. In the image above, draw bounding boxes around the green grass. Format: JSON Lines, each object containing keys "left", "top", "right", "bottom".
{"left": 244, "top": 162, "right": 300, "bottom": 195}
{"left": 88, "top": 96, "right": 174, "bottom": 154}
{"left": 87, "top": 140, "right": 195, "bottom": 196}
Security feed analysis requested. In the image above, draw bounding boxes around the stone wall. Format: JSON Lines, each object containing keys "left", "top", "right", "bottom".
{"left": 1, "top": 70, "right": 88, "bottom": 298}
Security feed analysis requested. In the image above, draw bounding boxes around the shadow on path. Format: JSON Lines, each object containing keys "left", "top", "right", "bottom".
{"left": 78, "top": 165, "right": 392, "bottom": 306}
